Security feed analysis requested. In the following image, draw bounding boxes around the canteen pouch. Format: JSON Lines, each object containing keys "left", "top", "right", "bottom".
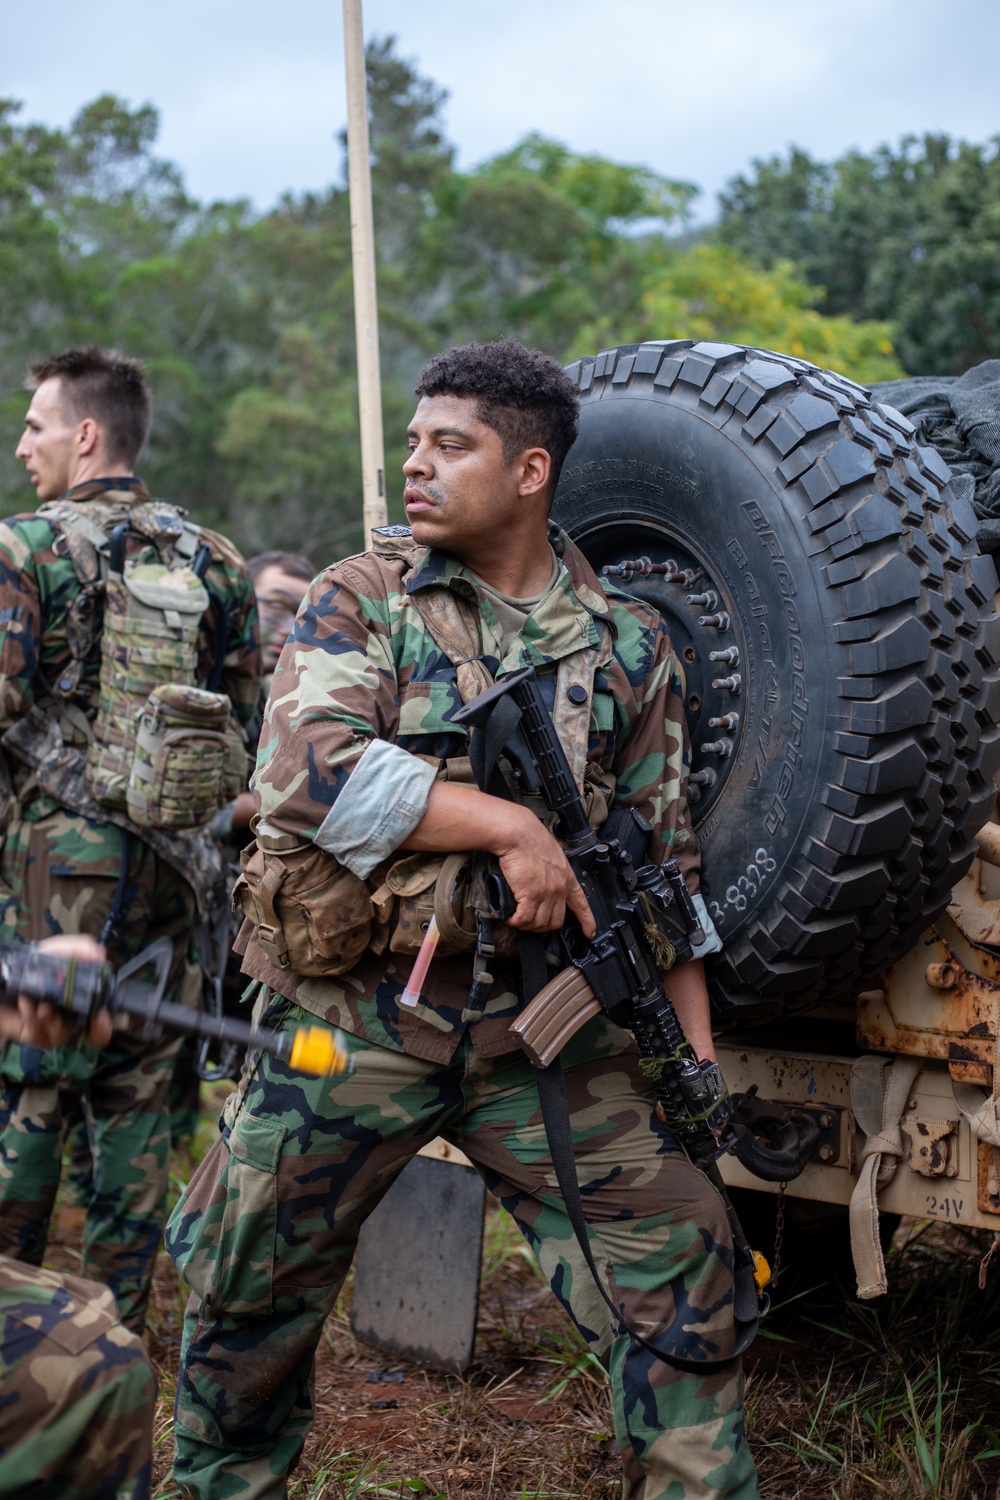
{"left": 127, "top": 683, "right": 232, "bottom": 829}
{"left": 234, "top": 825, "right": 374, "bottom": 976}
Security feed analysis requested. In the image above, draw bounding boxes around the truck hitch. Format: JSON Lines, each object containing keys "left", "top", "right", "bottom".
{"left": 730, "top": 1087, "right": 826, "bottom": 1182}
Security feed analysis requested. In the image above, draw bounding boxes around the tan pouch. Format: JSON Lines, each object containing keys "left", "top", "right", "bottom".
{"left": 233, "top": 825, "right": 373, "bottom": 976}
{"left": 371, "top": 851, "right": 476, "bottom": 957}
{"left": 127, "top": 683, "right": 231, "bottom": 829}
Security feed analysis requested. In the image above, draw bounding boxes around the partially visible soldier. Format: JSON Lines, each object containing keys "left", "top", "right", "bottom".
{"left": 250, "top": 550, "right": 317, "bottom": 682}
{"left": 0, "top": 346, "right": 260, "bottom": 1334}
{"left": 0, "top": 933, "right": 155, "bottom": 1500}
{"left": 212, "top": 549, "right": 316, "bottom": 842}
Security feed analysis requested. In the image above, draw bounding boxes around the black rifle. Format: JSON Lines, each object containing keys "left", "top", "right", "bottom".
{"left": 0, "top": 938, "right": 347, "bottom": 1078}
{"left": 455, "top": 666, "right": 767, "bottom": 1369}
{"left": 454, "top": 664, "right": 735, "bottom": 1167}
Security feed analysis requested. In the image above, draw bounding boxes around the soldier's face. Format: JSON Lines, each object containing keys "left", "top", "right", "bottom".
{"left": 254, "top": 563, "right": 309, "bottom": 672}
{"left": 404, "top": 395, "right": 544, "bottom": 557}
{"left": 15, "top": 379, "right": 78, "bottom": 502}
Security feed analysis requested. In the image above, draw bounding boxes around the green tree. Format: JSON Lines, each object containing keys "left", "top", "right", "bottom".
{"left": 0, "top": 40, "right": 913, "bottom": 560}
{"left": 422, "top": 132, "right": 697, "bottom": 357}
{"left": 718, "top": 135, "right": 1000, "bottom": 373}
{"left": 606, "top": 244, "right": 903, "bottom": 385}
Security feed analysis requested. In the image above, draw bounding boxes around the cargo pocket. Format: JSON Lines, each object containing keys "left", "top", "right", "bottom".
{"left": 183, "top": 1107, "right": 287, "bottom": 1317}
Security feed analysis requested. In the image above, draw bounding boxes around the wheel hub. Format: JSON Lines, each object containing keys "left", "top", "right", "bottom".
{"left": 571, "top": 519, "right": 746, "bottom": 824}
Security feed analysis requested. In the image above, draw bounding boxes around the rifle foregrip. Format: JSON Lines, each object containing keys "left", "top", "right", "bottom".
{"left": 510, "top": 965, "right": 601, "bottom": 1067}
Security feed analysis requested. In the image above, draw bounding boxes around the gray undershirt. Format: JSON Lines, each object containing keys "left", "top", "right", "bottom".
{"left": 468, "top": 546, "right": 560, "bottom": 657}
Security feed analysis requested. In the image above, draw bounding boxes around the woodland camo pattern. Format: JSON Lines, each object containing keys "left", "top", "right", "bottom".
{"left": 169, "top": 527, "right": 757, "bottom": 1497}
{"left": 0, "top": 476, "right": 259, "bottom": 1338}
{"left": 0, "top": 1254, "right": 154, "bottom": 1499}
{"left": 238, "top": 525, "right": 699, "bottom": 1062}
{"left": 168, "top": 1005, "right": 758, "bottom": 1500}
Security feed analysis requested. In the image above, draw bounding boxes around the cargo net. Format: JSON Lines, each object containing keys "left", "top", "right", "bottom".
{"left": 873, "top": 359, "right": 1000, "bottom": 553}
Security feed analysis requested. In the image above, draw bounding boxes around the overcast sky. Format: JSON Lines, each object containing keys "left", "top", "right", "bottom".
{"left": 3, "top": 0, "right": 998, "bottom": 222}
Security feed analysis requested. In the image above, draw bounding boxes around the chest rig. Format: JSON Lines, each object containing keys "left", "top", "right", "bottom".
{"left": 375, "top": 526, "right": 617, "bottom": 1017}
{"left": 237, "top": 527, "right": 618, "bottom": 1015}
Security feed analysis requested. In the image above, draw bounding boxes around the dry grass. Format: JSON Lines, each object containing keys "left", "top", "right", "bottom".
{"left": 42, "top": 1108, "right": 1000, "bottom": 1499}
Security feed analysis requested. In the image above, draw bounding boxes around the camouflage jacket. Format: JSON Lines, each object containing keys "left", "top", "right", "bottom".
{"left": 239, "top": 525, "right": 714, "bottom": 1062}
{"left": 0, "top": 477, "right": 260, "bottom": 913}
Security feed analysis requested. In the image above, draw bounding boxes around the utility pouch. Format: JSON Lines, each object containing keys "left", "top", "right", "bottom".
{"left": 127, "top": 683, "right": 231, "bottom": 829}
{"left": 370, "top": 851, "right": 476, "bottom": 957}
{"left": 234, "top": 824, "right": 373, "bottom": 976}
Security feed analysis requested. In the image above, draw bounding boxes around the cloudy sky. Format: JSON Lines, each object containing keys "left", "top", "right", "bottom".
{"left": 3, "top": 0, "right": 998, "bottom": 221}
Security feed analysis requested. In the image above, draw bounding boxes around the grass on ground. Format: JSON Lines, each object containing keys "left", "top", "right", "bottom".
{"left": 43, "top": 1090, "right": 1000, "bottom": 1499}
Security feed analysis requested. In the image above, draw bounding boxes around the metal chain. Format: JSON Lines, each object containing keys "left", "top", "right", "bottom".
{"left": 771, "top": 1180, "right": 787, "bottom": 1292}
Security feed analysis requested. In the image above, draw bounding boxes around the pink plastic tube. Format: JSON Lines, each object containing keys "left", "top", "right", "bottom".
{"left": 399, "top": 915, "right": 440, "bottom": 1007}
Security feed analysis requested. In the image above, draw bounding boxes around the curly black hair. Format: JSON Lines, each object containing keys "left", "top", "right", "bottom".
{"left": 28, "top": 346, "right": 152, "bottom": 465}
{"left": 414, "top": 337, "right": 579, "bottom": 493}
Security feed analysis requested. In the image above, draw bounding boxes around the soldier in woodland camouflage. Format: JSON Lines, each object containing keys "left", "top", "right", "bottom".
{"left": 168, "top": 339, "right": 760, "bottom": 1499}
{"left": 0, "top": 346, "right": 260, "bottom": 1334}
{"left": 0, "top": 933, "right": 155, "bottom": 1500}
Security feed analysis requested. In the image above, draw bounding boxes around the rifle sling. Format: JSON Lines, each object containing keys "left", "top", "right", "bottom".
{"left": 521, "top": 935, "right": 759, "bottom": 1374}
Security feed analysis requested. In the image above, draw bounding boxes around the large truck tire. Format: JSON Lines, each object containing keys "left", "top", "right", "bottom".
{"left": 554, "top": 340, "right": 1000, "bottom": 1024}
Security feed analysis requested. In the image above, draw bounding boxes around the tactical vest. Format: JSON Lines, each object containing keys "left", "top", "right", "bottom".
{"left": 235, "top": 525, "right": 617, "bottom": 980}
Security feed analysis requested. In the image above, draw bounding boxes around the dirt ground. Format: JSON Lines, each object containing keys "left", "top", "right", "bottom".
{"left": 46, "top": 1172, "right": 1000, "bottom": 1500}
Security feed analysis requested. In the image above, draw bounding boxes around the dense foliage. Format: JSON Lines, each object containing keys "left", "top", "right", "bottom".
{"left": 2, "top": 39, "right": 984, "bottom": 557}
{"left": 718, "top": 135, "right": 1000, "bottom": 376}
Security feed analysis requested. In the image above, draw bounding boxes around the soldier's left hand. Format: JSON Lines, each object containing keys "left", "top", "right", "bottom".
{"left": 0, "top": 934, "right": 113, "bottom": 1048}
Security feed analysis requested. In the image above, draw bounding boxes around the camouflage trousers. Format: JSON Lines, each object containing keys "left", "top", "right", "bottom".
{"left": 167, "top": 1002, "right": 760, "bottom": 1500}
{"left": 0, "top": 808, "right": 194, "bottom": 1332}
{"left": 0, "top": 1253, "right": 154, "bottom": 1499}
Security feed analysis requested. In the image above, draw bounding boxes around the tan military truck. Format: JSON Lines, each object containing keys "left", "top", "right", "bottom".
{"left": 551, "top": 338, "right": 1000, "bottom": 1295}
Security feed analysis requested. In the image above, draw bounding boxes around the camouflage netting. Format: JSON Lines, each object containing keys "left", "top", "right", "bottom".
{"left": 872, "top": 361, "right": 1000, "bottom": 554}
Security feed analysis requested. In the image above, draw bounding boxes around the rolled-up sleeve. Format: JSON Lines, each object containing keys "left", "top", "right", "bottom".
{"left": 253, "top": 555, "right": 420, "bottom": 852}
{"left": 314, "top": 738, "right": 437, "bottom": 877}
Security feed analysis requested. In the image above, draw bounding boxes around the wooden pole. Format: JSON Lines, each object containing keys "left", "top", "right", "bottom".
{"left": 342, "top": 0, "right": 387, "bottom": 543}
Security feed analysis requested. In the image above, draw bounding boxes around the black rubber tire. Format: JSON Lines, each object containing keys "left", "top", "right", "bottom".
{"left": 553, "top": 340, "right": 1000, "bottom": 1024}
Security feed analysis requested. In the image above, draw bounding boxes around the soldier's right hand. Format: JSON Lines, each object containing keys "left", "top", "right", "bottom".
{"left": 402, "top": 781, "right": 595, "bottom": 937}
{"left": 495, "top": 809, "right": 596, "bottom": 937}
{"left": 0, "top": 934, "right": 113, "bottom": 1049}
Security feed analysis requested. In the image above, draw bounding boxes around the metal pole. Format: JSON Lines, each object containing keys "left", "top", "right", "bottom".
{"left": 342, "top": 0, "right": 387, "bottom": 543}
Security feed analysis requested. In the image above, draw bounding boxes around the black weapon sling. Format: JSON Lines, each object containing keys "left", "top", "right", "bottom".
{"left": 468, "top": 687, "right": 761, "bottom": 1374}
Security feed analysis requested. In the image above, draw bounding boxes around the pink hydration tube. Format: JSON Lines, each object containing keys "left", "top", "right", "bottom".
{"left": 399, "top": 915, "right": 440, "bottom": 1007}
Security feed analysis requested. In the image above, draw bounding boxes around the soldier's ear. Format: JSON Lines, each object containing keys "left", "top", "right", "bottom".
{"left": 76, "top": 417, "right": 101, "bottom": 457}
{"left": 516, "top": 446, "right": 551, "bottom": 501}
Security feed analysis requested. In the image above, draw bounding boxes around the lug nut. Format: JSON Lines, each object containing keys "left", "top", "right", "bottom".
{"left": 700, "top": 738, "right": 733, "bottom": 758}
{"left": 709, "top": 647, "right": 740, "bottom": 666}
{"left": 699, "top": 612, "right": 731, "bottom": 630}
{"left": 819, "top": 1145, "right": 836, "bottom": 1163}
{"left": 712, "top": 673, "right": 742, "bottom": 694}
{"left": 686, "top": 591, "right": 718, "bottom": 610}
{"left": 689, "top": 768, "right": 717, "bottom": 788}
{"left": 708, "top": 713, "right": 740, "bottom": 731}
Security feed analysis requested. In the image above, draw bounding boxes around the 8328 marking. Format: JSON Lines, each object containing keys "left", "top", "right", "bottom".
{"left": 708, "top": 847, "right": 776, "bottom": 928}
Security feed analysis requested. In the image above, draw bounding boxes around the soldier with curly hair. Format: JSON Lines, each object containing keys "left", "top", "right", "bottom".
{"left": 168, "top": 338, "right": 759, "bottom": 1499}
